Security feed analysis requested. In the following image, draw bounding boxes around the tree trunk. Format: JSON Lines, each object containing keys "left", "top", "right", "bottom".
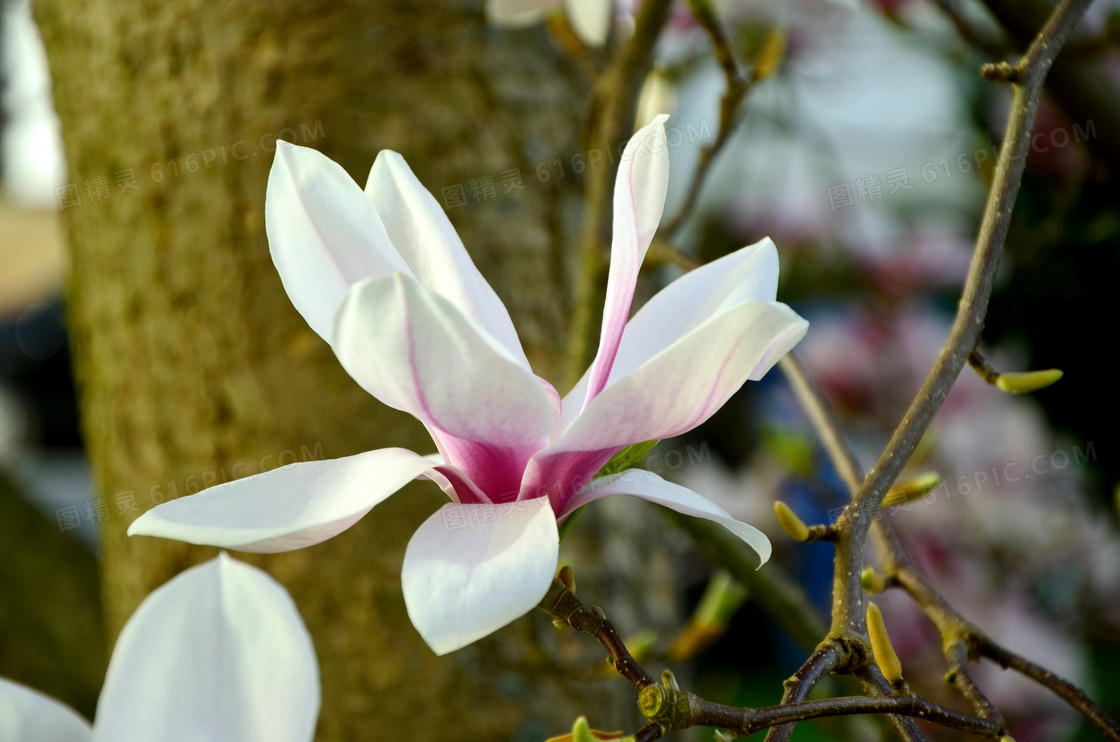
{"left": 34, "top": 0, "right": 657, "bottom": 737}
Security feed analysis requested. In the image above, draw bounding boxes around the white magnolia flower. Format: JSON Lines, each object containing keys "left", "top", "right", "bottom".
{"left": 0, "top": 555, "right": 319, "bottom": 742}
{"left": 128, "top": 114, "right": 808, "bottom": 655}
{"left": 487, "top": 0, "right": 614, "bottom": 46}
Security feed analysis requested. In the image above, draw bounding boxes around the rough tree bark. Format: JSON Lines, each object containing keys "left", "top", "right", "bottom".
{"left": 34, "top": 0, "right": 664, "bottom": 738}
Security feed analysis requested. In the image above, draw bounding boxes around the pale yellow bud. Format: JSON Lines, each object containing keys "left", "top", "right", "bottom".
{"left": 774, "top": 501, "right": 810, "bottom": 541}
{"left": 861, "top": 567, "right": 887, "bottom": 594}
{"left": 995, "top": 369, "right": 1063, "bottom": 394}
{"left": 755, "top": 28, "right": 788, "bottom": 79}
{"left": 635, "top": 71, "right": 678, "bottom": 131}
{"left": 866, "top": 603, "right": 903, "bottom": 683}
{"left": 884, "top": 472, "right": 941, "bottom": 507}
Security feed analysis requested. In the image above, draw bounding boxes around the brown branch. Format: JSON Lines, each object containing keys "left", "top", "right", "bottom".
{"left": 646, "top": 686, "right": 1003, "bottom": 737}
{"left": 551, "top": 3, "right": 1109, "bottom": 740}
{"left": 860, "top": 665, "right": 934, "bottom": 742}
{"left": 981, "top": 0, "right": 1120, "bottom": 173}
{"left": 779, "top": 354, "right": 863, "bottom": 494}
{"left": 946, "top": 640, "right": 1004, "bottom": 727}
{"left": 540, "top": 573, "right": 1005, "bottom": 740}
{"left": 633, "top": 724, "right": 665, "bottom": 741}
{"left": 967, "top": 348, "right": 1001, "bottom": 384}
{"left": 833, "top": 0, "right": 1092, "bottom": 642}
{"left": 539, "top": 577, "right": 656, "bottom": 691}
{"left": 890, "top": 527, "right": 1120, "bottom": 740}
{"left": 660, "top": 1, "right": 759, "bottom": 237}
{"left": 979, "top": 639, "right": 1120, "bottom": 742}
{"left": 763, "top": 643, "right": 842, "bottom": 742}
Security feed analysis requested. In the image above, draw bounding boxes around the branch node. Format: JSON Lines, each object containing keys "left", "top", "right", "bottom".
{"left": 638, "top": 683, "right": 692, "bottom": 731}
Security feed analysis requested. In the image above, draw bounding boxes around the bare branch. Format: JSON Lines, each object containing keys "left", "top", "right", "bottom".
{"left": 860, "top": 666, "right": 934, "bottom": 742}
{"left": 779, "top": 354, "right": 863, "bottom": 493}
{"left": 833, "top": 0, "right": 1093, "bottom": 641}
{"left": 946, "top": 640, "right": 1004, "bottom": 728}
{"left": 675, "top": 687, "right": 1003, "bottom": 737}
{"left": 660, "top": 0, "right": 767, "bottom": 236}
{"left": 979, "top": 639, "right": 1120, "bottom": 741}
{"left": 539, "top": 577, "right": 656, "bottom": 691}
{"left": 763, "top": 643, "right": 842, "bottom": 742}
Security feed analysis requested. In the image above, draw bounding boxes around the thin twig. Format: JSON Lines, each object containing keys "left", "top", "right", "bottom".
{"left": 763, "top": 643, "right": 842, "bottom": 742}
{"left": 540, "top": 577, "right": 656, "bottom": 691}
{"left": 859, "top": 665, "right": 938, "bottom": 742}
{"left": 779, "top": 354, "right": 863, "bottom": 493}
{"left": 833, "top": 0, "right": 1093, "bottom": 642}
{"left": 946, "top": 640, "right": 1004, "bottom": 727}
{"left": 967, "top": 348, "right": 1001, "bottom": 384}
{"left": 979, "top": 639, "right": 1120, "bottom": 741}
{"left": 783, "top": 327, "right": 1113, "bottom": 740}
{"left": 660, "top": 0, "right": 758, "bottom": 237}
{"left": 541, "top": 574, "right": 1005, "bottom": 740}
{"left": 553, "top": 3, "right": 1107, "bottom": 740}
{"left": 678, "top": 689, "right": 1003, "bottom": 737}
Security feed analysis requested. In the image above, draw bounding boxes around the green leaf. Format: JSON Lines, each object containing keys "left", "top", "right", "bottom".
{"left": 557, "top": 441, "right": 659, "bottom": 544}
{"left": 597, "top": 440, "right": 659, "bottom": 478}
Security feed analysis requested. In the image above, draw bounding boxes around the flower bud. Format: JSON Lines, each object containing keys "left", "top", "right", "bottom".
{"left": 558, "top": 564, "right": 576, "bottom": 592}
{"left": 861, "top": 567, "right": 887, "bottom": 594}
{"left": 774, "top": 501, "right": 810, "bottom": 541}
{"left": 884, "top": 472, "right": 941, "bottom": 507}
{"left": 866, "top": 603, "right": 903, "bottom": 683}
{"left": 544, "top": 716, "right": 627, "bottom": 742}
{"left": 756, "top": 28, "right": 788, "bottom": 79}
{"left": 995, "top": 369, "right": 1063, "bottom": 394}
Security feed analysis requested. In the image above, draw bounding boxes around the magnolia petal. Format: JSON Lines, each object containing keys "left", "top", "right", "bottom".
{"left": 266, "top": 141, "right": 409, "bottom": 341}
{"left": 527, "top": 300, "right": 807, "bottom": 506}
{"left": 562, "top": 469, "right": 771, "bottom": 564}
{"left": 0, "top": 678, "right": 91, "bottom": 742}
{"left": 584, "top": 114, "right": 670, "bottom": 406}
{"left": 573, "top": 301, "right": 806, "bottom": 446}
{"left": 92, "top": 555, "right": 318, "bottom": 742}
{"left": 486, "top": 0, "right": 562, "bottom": 26}
{"left": 365, "top": 151, "right": 529, "bottom": 367}
{"left": 333, "top": 274, "right": 555, "bottom": 499}
{"left": 565, "top": 0, "right": 612, "bottom": 45}
{"left": 128, "top": 448, "right": 437, "bottom": 553}
{"left": 561, "top": 239, "right": 781, "bottom": 434}
{"left": 401, "top": 496, "right": 558, "bottom": 655}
